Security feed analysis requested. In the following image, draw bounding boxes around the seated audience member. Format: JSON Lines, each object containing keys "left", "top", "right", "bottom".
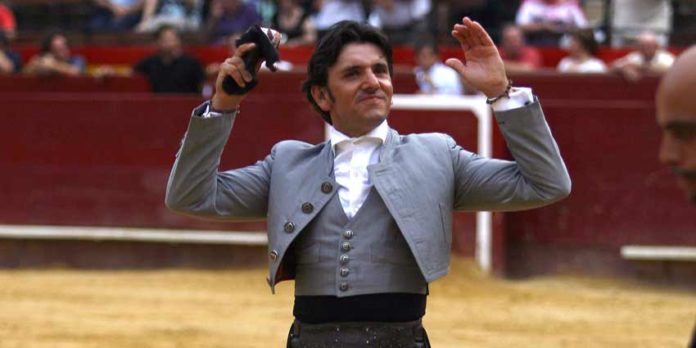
{"left": 23, "top": 32, "right": 85, "bottom": 76}
{"left": 133, "top": 25, "right": 205, "bottom": 93}
{"left": 611, "top": 0, "right": 671, "bottom": 47}
{"left": 516, "top": 0, "right": 587, "bottom": 46}
{"left": 206, "top": 0, "right": 262, "bottom": 43}
{"left": 89, "top": 0, "right": 144, "bottom": 32}
{"left": 557, "top": 29, "right": 606, "bottom": 73}
{"left": 312, "top": 0, "right": 365, "bottom": 39}
{"left": 414, "top": 39, "right": 463, "bottom": 95}
{"left": 0, "top": 0, "right": 15, "bottom": 40}
{"left": 272, "top": 0, "right": 316, "bottom": 46}
{"left": 612, "top": 31, "right": 675, "bottom": 82}
{"left": 0, "top": 31, "right": 20, "bottom": 74}
{"left": 498, "top": 24, "right": 542, "bottom": 72}
{"left": 136, "top": 0, "right": 202, "bottom": 32}
{"left": 367, "top": 0, "right": 431, "bottom": 45}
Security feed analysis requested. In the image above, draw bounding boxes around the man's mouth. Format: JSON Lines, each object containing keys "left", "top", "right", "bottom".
{"left": 357, "top": 94, "right": 384, "bottom": 103}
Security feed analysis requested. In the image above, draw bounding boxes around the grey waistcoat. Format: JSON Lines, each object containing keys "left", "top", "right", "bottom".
{"left": 293, "top": 186, "right": 427, "bottom": 297}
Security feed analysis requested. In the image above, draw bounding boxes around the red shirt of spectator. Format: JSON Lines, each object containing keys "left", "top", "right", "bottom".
{"left": 0, "top": 4, "right": 16, "bottom": 33}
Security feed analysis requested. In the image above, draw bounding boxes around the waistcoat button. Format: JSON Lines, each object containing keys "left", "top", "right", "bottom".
{"left": 269, "top": 250, "right": 278, "bottom": 261}
{"left": 339, "top": 254, "right": 350, "bottom": 264}
{"left": 321, "top": 182, "right": 333, "bottom": 193}
{"left": 340, "top": 267, "right": 350, "bottom": 277}
{"left": 301, "top": 202, "right": 313, "bottom": 214}
{"left": 339, "top": 282, "right": 349, "bottom": 291}
{"left": 283, "top": 222, "right": 295, "bottom": 233}
{"left": 341, "top": 242, "right": 351, "bottom": 252}
{"left": 343, "top": 230, "right": 354, "bottom": 239}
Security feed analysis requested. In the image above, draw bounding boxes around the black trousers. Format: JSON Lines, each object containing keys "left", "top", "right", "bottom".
{"left": 286, "top": 319, "right": 431, "bottom": 348}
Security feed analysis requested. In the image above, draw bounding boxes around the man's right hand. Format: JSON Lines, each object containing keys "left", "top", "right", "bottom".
{"left": 211, "top": 42, "right": 259, "bottom": 112}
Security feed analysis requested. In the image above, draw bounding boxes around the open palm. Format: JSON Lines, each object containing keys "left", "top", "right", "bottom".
{"left": 445, "top": 17, "right": 508, "bottom": 98}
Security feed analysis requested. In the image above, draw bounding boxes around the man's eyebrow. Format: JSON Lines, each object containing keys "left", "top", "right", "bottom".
{"left": 664, "top": 120, "right": 696, "bottom": 131}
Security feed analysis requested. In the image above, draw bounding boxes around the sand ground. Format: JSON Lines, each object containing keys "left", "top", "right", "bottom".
{"left": 0, "top": 257, "right": 694, "bottom": 348}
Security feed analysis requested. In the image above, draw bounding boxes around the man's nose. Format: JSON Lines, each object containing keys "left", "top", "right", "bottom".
{"left": 659, "top": 136, "right": 681, "bottom": 166}
{"left": 362, "top": 70, "right": 380, "bottom": 90}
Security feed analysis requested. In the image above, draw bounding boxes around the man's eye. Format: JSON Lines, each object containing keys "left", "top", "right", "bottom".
{"left": 672, "top": 128, "right": 696, "bottom": 141}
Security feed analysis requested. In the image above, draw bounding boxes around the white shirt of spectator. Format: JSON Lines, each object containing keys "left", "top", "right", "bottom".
{"left": 618, "top": 50, "right": 675, "bottom": 72}
{"left": 516, "top": 0, "right": 587, "bottom": 29}
{"left": 326, "top": 88, "right": 534, "bottom": 219}
{"left": 312, "top": 0, "right": 365, "bottom": 31}
{"left": 557, "top": 57, "right": 607, "bottom": 73}
{"left": 368, "top": 0, "right": 431, "bottom": 29}
{"left": 414, "top": 62, "right": 463, "bottom": 95}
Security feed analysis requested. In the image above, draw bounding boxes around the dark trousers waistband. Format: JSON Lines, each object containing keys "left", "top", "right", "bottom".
{"left": 287, "top": 319, "right": 430, "bottom": 348}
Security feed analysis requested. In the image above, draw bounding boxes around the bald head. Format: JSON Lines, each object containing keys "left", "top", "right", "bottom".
{"left": 656, "top": 46, "right": 696, "bottom": 204}
{"left": 637, "top": 31, "right": 659, "bottom": 61}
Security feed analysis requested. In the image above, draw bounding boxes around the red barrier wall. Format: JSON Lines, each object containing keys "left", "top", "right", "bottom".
{"left": 1, "top": 73, "right": 694, "bottom": 279}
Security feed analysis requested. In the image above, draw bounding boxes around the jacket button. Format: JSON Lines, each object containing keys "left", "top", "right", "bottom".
{"left": 343, "top": 230, "right": 354, "bottom": 239}
{"left": 340, "top": 267, "right": 350, "bottom": 277}
{"left": 321, "top": 182, "right": 333, "bottom": 194}
{"left": 283, "top": 222, "right": 295, "bottom": 233}
{"left": 339, "top": 282, "right": 349, "bottom": 291}
{"left": 341, "top": 242, "right": 351, "bottom": 252}
{"left": 269, "top": 250, "right": 278, "bottom": 261}
{"left": 301, "top": 202, "right": 313, "bottom": 214}
{"left": 339, "top": 254, "right": 350, "bottom": 264}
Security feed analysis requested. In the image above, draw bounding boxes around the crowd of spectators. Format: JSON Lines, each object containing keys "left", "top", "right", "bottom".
{"left": 0, "top": 0, "right": 691, "bottom": 94}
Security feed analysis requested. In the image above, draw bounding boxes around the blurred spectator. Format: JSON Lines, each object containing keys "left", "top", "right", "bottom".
{"left": 448, "top": 0, "right": 508, "bottom": 43}
{"left": 205, "top": 0, "right": 262, "bottom": 43}
{"left": 611, "top": 0, "right": 671, "bottom": 47}
{"left": 611, "top": 31, "right": 675, "bottom": 82}
{"left": 367, "top": 0, "right": 431, "bottom": 45}
{"left": 133, "top": 25, "right": 205, "bottom": 93}
{"left": 557, "top": 29, "right": 606, "bottom": 73}
{"left": 89, "top": 0, "right": 144, "bottom": 32}
{"left": 0, "top": 31, "right": 20, "bottom": 74}
{"left": 272, "top": 0, "right": 316, "bottom": 46}
{"left": 498, "top": 23, "right": 542, "bottom": 72}
{"left": 23, "top": 32, "right": 85, "bottom": 76}
{"left": 0, "top": 0, "right": 15, "bottom": 40}
{"left": 516, "top": 0, "right": 587, "bottom": 46}
{"left": 136, "top": 0, "right": 202, "bottom": 32}
{"left": 312, "top": 0, "right": 365, "bottom": 40}
{"left": 413, "top": 39, "right": 463, "bottom": 95}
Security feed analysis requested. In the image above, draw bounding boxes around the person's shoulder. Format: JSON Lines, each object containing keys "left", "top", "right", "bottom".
{"left": 400, "top": 132, "right": 453, "bottom": 148}
{"left": 272, "top": 139, "right": 326, "bottom": 155}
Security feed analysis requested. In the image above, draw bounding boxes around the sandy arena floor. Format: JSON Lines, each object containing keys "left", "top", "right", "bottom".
{"left": 0, "top": 257, "right": 694, "bottom": 348}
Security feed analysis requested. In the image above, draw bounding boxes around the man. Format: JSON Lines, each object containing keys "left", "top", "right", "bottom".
{"left": 656, "top": 46, "right": 696, "bottom": 204}
{"left": 612, "top": 31, "right": 675, "bottom": 82}
{"left": 23, "top": 32, "right": 85, "bottom": 76}
{"left": 498, "top": 23, "right": 542, "bottom": 73}
{"left": 166, "top": 18, "right": 571, "bottom": 346}
{"left": 133, "top": 25, "right": 204, "bottom": 93}
{"left": 413, "top": 39, "right": 463, "bottom": 95}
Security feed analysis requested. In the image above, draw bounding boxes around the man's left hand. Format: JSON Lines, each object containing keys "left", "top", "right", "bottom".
{"left": 446, "top": 17, "right": 508, "bottom": 98}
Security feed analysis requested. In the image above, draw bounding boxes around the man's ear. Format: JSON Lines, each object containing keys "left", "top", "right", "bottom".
{"left": 311, "top": 86, "right": 332, "bottom": 112}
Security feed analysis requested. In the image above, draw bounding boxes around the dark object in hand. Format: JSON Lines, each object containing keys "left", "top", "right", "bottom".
{"left": 222, "top": 25, "right": 281, "bottom": 95}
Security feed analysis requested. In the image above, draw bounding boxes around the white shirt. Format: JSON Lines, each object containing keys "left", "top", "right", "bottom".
{"left": 618, "top": 50, "right": 675, "bottom": 71}
{"left": 557, "top": 57, "right": 607, "bottom": 73}
{"left": 516, "top": 0, "right": 587, "bottom": 28}
{"left": 327, "top": 88, "right": 534, "bottom": 219}
{"left": 414, "top": 62, "right": 464, "bottom": 95}
{"left": 330, "top": 120, "right": 389, "bottom": 219}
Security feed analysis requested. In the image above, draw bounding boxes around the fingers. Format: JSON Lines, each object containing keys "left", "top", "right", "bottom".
{"left": 451, "top": 17, "right": 494, "bottom": 48}
{"left": 221, "top": 42, "right": 256, "bottom": 88}
{"left": 445, "top": 58, "right": 466, "bottom": 77}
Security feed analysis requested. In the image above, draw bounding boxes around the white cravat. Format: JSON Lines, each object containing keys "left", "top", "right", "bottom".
{"left": 330, "top": 120, "right": 389, "bottom": 219}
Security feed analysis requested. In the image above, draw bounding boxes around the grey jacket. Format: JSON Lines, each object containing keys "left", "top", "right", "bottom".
{"left": 165, "top": 100, "right": 571, "bottom": 292}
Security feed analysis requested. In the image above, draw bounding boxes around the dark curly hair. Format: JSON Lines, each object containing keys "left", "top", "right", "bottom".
{"left": 301, "top": 21, "right": 393, "bottom": 124}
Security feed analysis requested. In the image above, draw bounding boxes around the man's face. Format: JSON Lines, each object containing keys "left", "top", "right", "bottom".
{"left": 416, "top": 46, "right": 438, "bottom": 71}
{"left": 313, "top": 43, "right": 393, "bottom": 137}
{"left": 656, "top": 67, "right": 696, "bottom": 203}
{"left": 638, "top": 38, "right": 658, "bottom": 62}
{"left": 502, "top": 27, "right": 523, "bottom": 52}
{"left": 158, "top": 29, "right": 181, "bottom": 55}
{"left": 50, "top": 35, "right": 70, "bottom": 61}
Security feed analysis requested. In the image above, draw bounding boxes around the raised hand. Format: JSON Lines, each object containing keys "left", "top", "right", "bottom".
{"left": 211, "top": 42, "right": 258, "bottom": 111}
{"left": 445, "top": 17, "right": 508, "bottom": 98}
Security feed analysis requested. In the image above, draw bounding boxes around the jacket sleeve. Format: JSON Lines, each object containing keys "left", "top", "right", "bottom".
{"left": 165, "top": 110, "right": 272, "bottom": 220}
{"left": 451, "top": 100, "right": 571, "bottom": 211}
